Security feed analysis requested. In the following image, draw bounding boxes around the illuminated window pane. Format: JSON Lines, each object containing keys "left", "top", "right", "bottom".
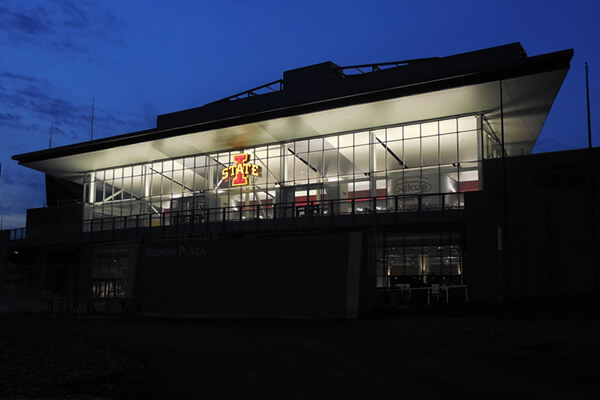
{"left": 132, "top": 176, "right": 143, "bottom": 198}
{"left": 339, "top": 134, "right": 353, "bottom": 148}
{"left": 218, "top": 153, "right": 229, "bottom": 165}
{"left": 151, "top": 174, "right": 162, "bottom": 196}
{"left": 371, "top": 129, "right": 385, "bottom": 144}
{"left": 309, "top": 138, "right": 323, "bottom": 152}
{"left": 285, "top": 154, "right": 294, "bottom": 184}
{"left": 184, "top": 157, "right": 195, "bottom": 169}
{"left": 254, "top": 148, "right": 268, "bottom": 164}
{"left": 182, "top": 167, "right": 194, "bottom": 191}
{"left": 354, "top": 131, "right": 369, "bottom": 146}
{"left": 386, "top": 140, "right": 404, "bottom": 171}
{"left": 458, "top": 116, "right": 477, "bottom": 132}
{"left": 161, "top": 172, "right": 171, "bottom": 195}
{"left": 439, "top": 118, "right": 457, "bottom": 134}
{"left": 375, "top": 142, "right": 385, "bottom": 172}
{"left": 404, "top": 124, "right": 420, "bottom": 139}
{"left": 323, "top": 149, "right": 338, "bottom": 177}
{"left": 268, "top": 145, "right": 281, "bottom": 157}
{"left": 122, "top": 177, "right": 132, "bottom": 199}
{"left": 308, "top": 151, "right": 323, "bottom": 181}
{"left": 266, "top": 156, "right": 281, "bottom": 183}
{"left": 295, "top": 140, "right": 309, "bottom": 154}
{"left": 459, "top": 131, "right": 478, "bottom": 162}
{"left": 295, "top": 157, "right": 308, "bottom": 182}
{"left": 421, "top": 136, "right": 439, "bottom": 166}
{"left": 404, "top": 138, "right": 420, "bottom": 168}
{"left": 386, "top": 126, "right": 402, "bottom": 141}
{"left": 338, "top": 147, "right": 354, "bottom": 175}
{"left": 421, "top": 122, "right": 438, "bottom": 137}
{"left": 354, "top": 145, "right": 370, "bottom": 174}
{"left": 459, "top": 163, "right": 479, "bottom": 192}
{"left": 195, "top": 156, "right": 206, "bottom": 168}
{"left": 440, "top": 134, "right": 458, "bottom": 165}
{"left": 324, "top": 136, "right": 338, "bottom": 149}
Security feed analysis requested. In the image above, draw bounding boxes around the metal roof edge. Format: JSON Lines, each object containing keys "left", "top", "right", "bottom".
{"left": 12, "top": 46, "right": 573, "bottom": 166}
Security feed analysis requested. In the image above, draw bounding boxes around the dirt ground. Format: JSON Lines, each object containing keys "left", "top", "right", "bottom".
{"left": 0, "top": 310, "right": 599, "bottom": 399}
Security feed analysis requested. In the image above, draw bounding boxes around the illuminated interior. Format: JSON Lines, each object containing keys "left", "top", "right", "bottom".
{"left": 82, "top": 114, "right": 503, "bottom": 222}
{"left": 374, "top": 232, "right": 463, "bottom": 289}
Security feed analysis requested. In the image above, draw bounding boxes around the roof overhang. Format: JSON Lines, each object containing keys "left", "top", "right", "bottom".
{"left": 13, "top": 47, "right": 572, "bottom": 183}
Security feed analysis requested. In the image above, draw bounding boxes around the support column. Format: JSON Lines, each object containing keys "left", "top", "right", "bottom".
{"left": 369, "top": 131, "right": 377, "bottom": 210}
{"left": 88, "top": 172, "right": 96, "bottom": 204}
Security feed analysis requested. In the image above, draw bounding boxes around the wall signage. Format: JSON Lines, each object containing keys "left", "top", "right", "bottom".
{"left": 221, "top": 153, "right": 261, "bottom": 186}
{"left": 145, "top": 246, "right": 206, "bottom": 257}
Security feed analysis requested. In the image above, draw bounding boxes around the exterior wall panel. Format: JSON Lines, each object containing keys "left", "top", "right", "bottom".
{"left": 133, "top": 232, "right": 360, "bottom": 318}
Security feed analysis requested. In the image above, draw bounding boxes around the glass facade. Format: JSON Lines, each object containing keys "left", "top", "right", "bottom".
{"left": 90, "top": 245, "right": 129, "bottom": 299}
{"left": 372, "top": 231, "right": 463, "bottom": 289}
{"left": 83, "top": 114, "right": 501, "bottom": 225}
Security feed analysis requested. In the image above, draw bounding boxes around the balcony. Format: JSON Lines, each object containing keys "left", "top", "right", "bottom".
{"left": 82, "top": 192, "right": 464, "bottom": 233}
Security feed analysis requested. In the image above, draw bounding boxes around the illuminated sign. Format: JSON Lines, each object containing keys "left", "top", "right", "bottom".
{"left": 221, "top": 154, "right": 261, "bottom": 186}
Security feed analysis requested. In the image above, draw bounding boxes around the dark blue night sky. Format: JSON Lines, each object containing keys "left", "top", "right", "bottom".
{"left": 0, "top": 0, "right": 598, "bottom": 228}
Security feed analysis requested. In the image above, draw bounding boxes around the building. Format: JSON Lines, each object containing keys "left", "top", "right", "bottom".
{"left": 2, "top": 42, "right": 597, "bottom": 318}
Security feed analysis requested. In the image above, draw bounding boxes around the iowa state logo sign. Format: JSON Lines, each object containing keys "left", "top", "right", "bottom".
{"left": 221, "top": 153, "right": 261, "bottom": 186}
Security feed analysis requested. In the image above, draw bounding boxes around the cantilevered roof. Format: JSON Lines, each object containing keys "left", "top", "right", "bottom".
{"left": 13, "top": 42, "right": 572, "bottom": 180}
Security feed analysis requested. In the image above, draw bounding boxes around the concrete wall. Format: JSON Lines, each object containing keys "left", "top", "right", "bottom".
{"left": 25, "top": 205, "right": 83, "bottom": 243}
{"left": 465, "top": 148, "right": 600, "bottom": 302}
{"left": 133, "top": 232, "right": 362, "bottom": 318}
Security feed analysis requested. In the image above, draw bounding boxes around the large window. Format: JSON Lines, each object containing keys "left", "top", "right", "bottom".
{"left": 373, "top": 231, "right": 463, "bottom": 289}
{"left": 83, "top": 114, "right": 487, "bottom": 222}
{"left": 90, "top": 245, "right": 128, "bottom": 299}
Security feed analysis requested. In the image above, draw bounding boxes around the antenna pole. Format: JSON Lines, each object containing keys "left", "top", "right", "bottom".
{"left": 0, "top": 161, "right": 2, "bottom": 227}
{"left": 586, "top": 62, "right": 598, "bottom": 295}
{"left": 587, "top": 63, "right": 592, "bottom": 148}
{"left": 90, "top": 96, "right": 95, "bottom": 141}
{"left": 49, "top": 123, "right": 53, "bottom": 149}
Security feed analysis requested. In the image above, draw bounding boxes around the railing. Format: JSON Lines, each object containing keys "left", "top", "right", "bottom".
{"left": 81, "top": 192, "right": 464, "bottom": 233}
{"left": 377, "top": 284, "right": 468, "bottom": 306}
{"left": 337, "top": 58, "right": 438, "bottom": 75}
{"left": 211, "top": 58, "right": 443, "bottom": 104}
{"left": 215, "top": 79, "right": 284, "bottom": 102}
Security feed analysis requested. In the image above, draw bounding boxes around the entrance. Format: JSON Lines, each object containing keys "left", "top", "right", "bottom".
{"left": 372, "top": 231, "right": 465, "bottom": 306}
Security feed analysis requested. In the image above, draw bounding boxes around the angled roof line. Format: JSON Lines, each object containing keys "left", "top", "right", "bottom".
{"left": 12, "top": 43, "right": 572, "bottom": 165}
